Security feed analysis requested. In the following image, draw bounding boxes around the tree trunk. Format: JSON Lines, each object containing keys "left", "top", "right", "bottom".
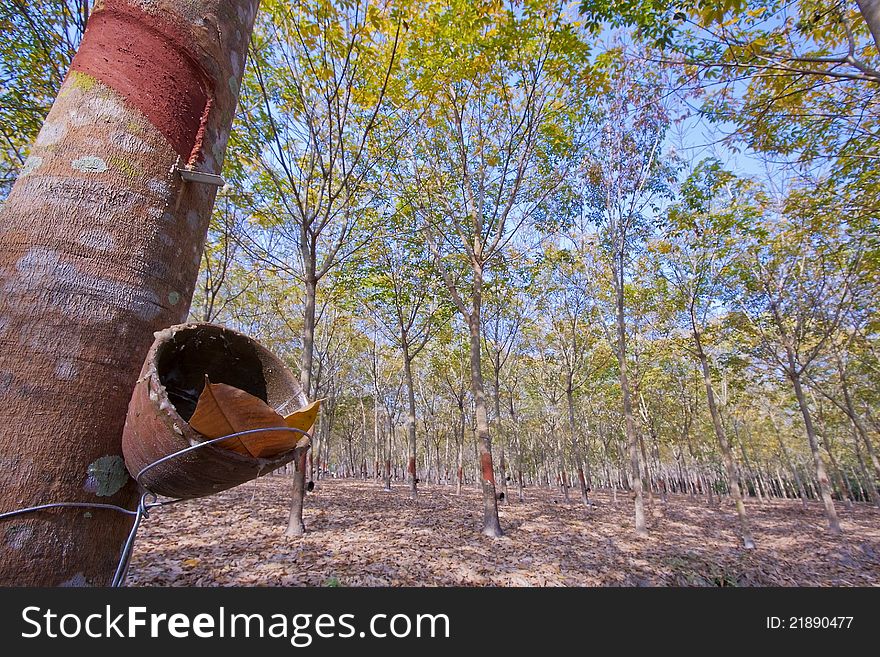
{"left": 384, "top": 413, "right": 393, "bottom": 491}
{"left": 508, "top": 393, "right": 525, "bottom": 502}
{"left": 770, "top": 414, "right": 808, "bottom": 509}
{"left": 443, "top": 429, "right": 450, "bottom": 486}
{"left": 638, "top": 431, "right": 655, "bottom": 508}
{"left": 468, "top": 309, "right": 502, "bottom": 537}
{"left": 775, "top": 468, "right": 788, "bottom": 499}
{"left": 456, "top": 437, "right": 463, "bottom": 495}
{"left": 499, "top": 447, "right": 509, "bottom": 504}
{"left": 553, "top": 424, "right": 570, "bottom": 502}
{"left": 613, "top": 266, "right": 646, "bottom": 536}
{"left": 838, "top": 362, "right": 880, "bottom": 481}
{"left": 823, "top": 438, "right": 853, "bottom": 509}
{"left": 567, "top": 384, "right": 590, "bottom": 508}
{"left": 285, "top": 447, "right": 308, "bottom": 537}
{"left": 693, "top": 324, "right": 755, "bottom": 549}
{"left": 857, "top": 0, "right": 880, "bottom": 52}
{"left": 492, "top": 372, "right": 508, "bottom": 505}
{"left": 287, "top": 273, "right": 317, "bottom": 534}
{"left": 791, "top": 372, "right": 842, "bottom": 534}
{"left": 852, "top": 427, "right": 880, "bottom": 507}
{"left": 0, "top": 0, "right": 257, "bottom": 585}
{"left": 402, "top": 347, "right": 418, "bottom": 500}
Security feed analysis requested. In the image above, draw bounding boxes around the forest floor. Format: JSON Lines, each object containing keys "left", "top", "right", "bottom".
{"left": 127, "top": 477, "right": 880, "bottom": 586}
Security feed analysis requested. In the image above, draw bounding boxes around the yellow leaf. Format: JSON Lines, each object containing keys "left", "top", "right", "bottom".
{"left": 284, "top": 399, "right": 322, "bottom": 438}
{"left": 189, "top": 375, "right": 296, "bottom": 459}
{"left": 183, "top": 558, "right": 200, "bottom": 567}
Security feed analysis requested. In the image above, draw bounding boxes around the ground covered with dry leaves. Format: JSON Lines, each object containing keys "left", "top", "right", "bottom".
{"left": 127, "top": 477, "right": 880, "bottom": 586}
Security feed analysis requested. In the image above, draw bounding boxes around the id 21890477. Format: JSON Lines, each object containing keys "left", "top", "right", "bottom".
{"left": 766, "top": 617, "right": 853, "bottom": 629}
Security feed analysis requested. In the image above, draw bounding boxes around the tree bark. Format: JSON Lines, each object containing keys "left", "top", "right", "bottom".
{"left": 770, "top": 414, "right": 808, "bottom": 509}
{"left": 837, "top": 360, "right": 880, "bottom": 481}
{"left": 509, "top": 393, "right": 525, "bottom": 503}
{"left": 402, "top": 346, "right": 418, "bottom": 500}
{"left": 467, "top": 308, "right": 502, "bottom": 537}
{"left": 638, "top": 430, "right": 655, "bottom": 508}
{"left": 384, "top": 412, "right": 393, "bottom": 491}
{"left": 287, "top": 273, "right": 317, "bottom": 534}
{"left": 550, "top": 423, "right": 570, "bottom": 502}
{"left": 567, "top": 383, "right": 590, "bottom": 508}
{"left": 692, "top": 323, "right": 755, "bottom": 549}
{"left": 791, "top": 373, "right": 842, "bottom": 534}
{"left": 492, "top": 371, "right": 508, "bottom": 504}
{"left": 851, "top": 426, "right": 880, "bottom": 507}
{"left": 613, "top": 264, "right": 646, "bottom": 536}
{"left": 285, "top": 446, "right": 308, "bottom": 537}
{"left": 857, "top": 0, "right": 880, "bottom": 52}
{"left": 0, "top": 0, "right": 258, "bottom": 585}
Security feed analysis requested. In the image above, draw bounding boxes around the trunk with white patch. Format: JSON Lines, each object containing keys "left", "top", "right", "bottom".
{"left": 0, "top": 0, "right": 258, "bottom": 585}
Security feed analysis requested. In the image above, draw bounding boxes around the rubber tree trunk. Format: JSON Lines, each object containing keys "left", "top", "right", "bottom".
{"left": 498, "top": 447, "right": 509, "bottom": 504}
{"left": 851, "top": 427, "right": 880, "bottom": 507}
{"left": 613, "top": 261, "right": 646, "bottom": 536}
{"left": 287, "top": 273, "right": 317, "bottom": 535}
{"left": 402, "top": 347, "right": 418, "bottom": 500}
{"left": 857, "top": 0, "right": 880, "bottom": 51}
{"left": 838, "top": 361, "right": 880, "bottom": 481}
{"left": 692, "top": 323, "right": 755, "bottom": 549}
{"left": 508, "top": 393, "right": 525, "bottom": 503}
{"left": 554, "top": 425, "right": 570, "bottom": 502}
{"left": 384, "top": 414, "right": 393, "bottom": 491}
{"left": 456, "top": 433, "right": 464, "bottom": 495}
{"left": 791, "top": 372, "right": 842, "bottom": 534}
{"left": 567, "top": 383, "right": 590, "bottom": 508}
{"left": 492, "top": 374, "right": 508, "bottom": 504}
{"left": 0, "top": 0, "right": 258, "bottom": 585}
{"left": 284, "top": 447, "right": 308, "bottom": 537}
{"left": 467, "top": 309, "right": 502, "bottom": 537}
{"left": 771, "top": 416, "right": 809, "bottom": 509}
{"left": 638, "top": 431, "right": 655, "bottom": 508}
{"left": 822, "top": 437, "right": 853, "bottom": 509}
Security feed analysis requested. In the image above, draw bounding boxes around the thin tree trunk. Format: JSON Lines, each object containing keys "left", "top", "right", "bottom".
{"left": 285, "top": 447, "right": 308, "bottom": 537}
{"left": 384, "top": 413, "right": 393, "bottom": 491}
{"left": 613, "top": 265, "right": 646, "bottom": 536}
{"left": 456, "top": 401, "right": 464, "bottom": 495}
{"left": 444, "top": 429, "right": 450, "bottom": 486}
{"left": 693, "top": 324, "right": 755, "bottom": 548}
{"left": 402, "top": 348, "right": 418, "bottom": 500}
{"left": 553, "top": 424, "right": 570, "bottom": 502}
{"left": 468, "top": 310, "right": 502, "bottom": 537}
{"left": 508, "top": 393, "right": 525, "bottom": 503}
{"left": 374, "top": 405, "right": 381, "bottom": 481}
{"left": 838, "top": 361, "right": 880, "bottom": 481}
{"left": 770, "top": 413, "right": 809, "bottom": 509}
{"left": 287, "top": 274, "right": 317, "bottom": 535}
{"left": 857, "top": 0, "right": 880, "bottom": 52}
{"left": 823, "top": 438, "right": 853, "bottom": 509}
{"left": 791, "top": 373, "right": 842, "bottom": 534}
{"left": 775, "top": 468, "right": 788, "bottom": 499}
{"left": 492, "top": 373, "right": 508, "bottom": 504}
{"left": 852, "top": 427, "right": 880, "bottom": 507}
{"left": 0, "top": 0, "right": 258, "bottom": 584}
{"left": 567, "top": 384, "right": 590, "bottom": 508}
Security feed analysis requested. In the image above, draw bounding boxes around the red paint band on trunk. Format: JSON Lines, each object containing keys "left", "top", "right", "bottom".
{"left": 407, "top": 457, "right": 416, "bottom": 476}
{"left": 480, "top": 452, "right": 495, "bottom": 485}
{"left": 69, "top": 4, "right": 211, "bottom": 160}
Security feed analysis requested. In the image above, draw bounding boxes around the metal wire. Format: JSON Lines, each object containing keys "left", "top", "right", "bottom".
{"left": 0, "top": 426, "right": 310, "bottom": 587}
